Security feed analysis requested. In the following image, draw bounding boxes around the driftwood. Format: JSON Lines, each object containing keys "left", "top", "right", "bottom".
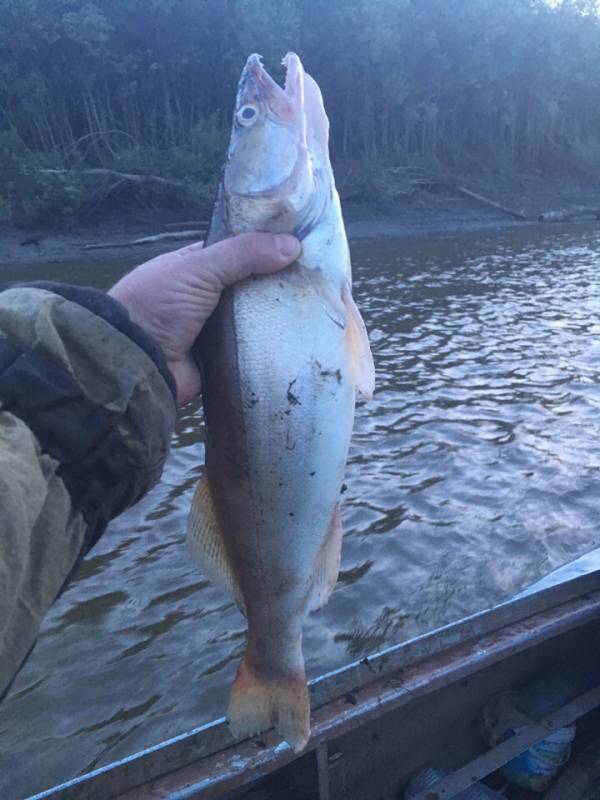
{"left": 82, "top": 230, "right": 203, "bottom": 251}
{"left": 163, "top": 220, "right": 209, "bottom": 229}
{"left": 456, "top": 186, "right": 527, "bottom": 220}
{"left": 538, "top": 206, "right": 600, "bottom": 223}
{"left": 40, "top": 168, "right": 185, "bottom": 190}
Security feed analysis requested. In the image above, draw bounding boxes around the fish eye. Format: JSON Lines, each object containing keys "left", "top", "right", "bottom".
{"left": 237, "top": 104, "right": 258, "bottom": 126}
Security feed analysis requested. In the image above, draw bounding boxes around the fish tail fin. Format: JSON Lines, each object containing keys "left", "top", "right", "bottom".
{"left": 228, "top": 655, "right": 310, "bottom": 753}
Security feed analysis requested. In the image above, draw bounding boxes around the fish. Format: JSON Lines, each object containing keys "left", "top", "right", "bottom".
{"left": 187, "top": 52, "right": 374, "bottom": 753}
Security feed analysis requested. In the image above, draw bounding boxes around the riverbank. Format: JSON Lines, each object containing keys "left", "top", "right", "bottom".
{"left": 1, "top": 172, "right": 599, "bottom": 267}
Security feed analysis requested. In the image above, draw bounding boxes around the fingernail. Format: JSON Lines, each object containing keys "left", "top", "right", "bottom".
{"left": 275, "top": 234, "right": 300, "bottom": 260}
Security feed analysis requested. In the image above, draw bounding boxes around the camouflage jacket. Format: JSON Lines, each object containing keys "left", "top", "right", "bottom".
{"left": 0, "top": 282, "right": 176, "bottom": 699}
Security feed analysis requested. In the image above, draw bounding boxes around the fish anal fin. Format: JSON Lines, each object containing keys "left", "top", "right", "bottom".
{"left": 342, "top": 282, "right": 375, "bottom": 398}
{"left": 186, "top": 475, "right": 245, "bottom": 614}
{"left": 228, "top": 656, "right": 310, "bottom": 753}
{"left": 307, "top": 505, "right": 343, "bottom": 613}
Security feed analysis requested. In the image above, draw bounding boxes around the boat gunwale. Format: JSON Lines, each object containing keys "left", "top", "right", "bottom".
{"left": 28, "top": 568, "right": 600, "bottom": 800}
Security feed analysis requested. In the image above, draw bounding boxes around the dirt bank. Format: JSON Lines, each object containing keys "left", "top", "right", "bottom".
{"left": 1, "top": 173, "right": 599, "bottom": 268}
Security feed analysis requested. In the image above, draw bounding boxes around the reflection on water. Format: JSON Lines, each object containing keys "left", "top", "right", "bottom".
{"left": 2, "top": 224, "right": 600, "bottom": 796}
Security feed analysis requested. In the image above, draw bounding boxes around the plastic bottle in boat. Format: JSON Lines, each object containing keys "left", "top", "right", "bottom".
{"left": 481, "top": 666, "right": 597, "bottom": 792}
{"left": 498, "top": 724, "right": 575, "bottom": 791}
{"left": 404, "top": 766, "right": 504, "bottom": 799}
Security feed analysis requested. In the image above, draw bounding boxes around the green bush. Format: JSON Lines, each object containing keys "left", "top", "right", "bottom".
{"left": 0, "top": 131, "right": 87, "bottom": 226}
{"left": 0, "top": 124, "right": 226, "bottom": 226}
{"left": 110, "top": 115, "right": 226, "bottom": 181}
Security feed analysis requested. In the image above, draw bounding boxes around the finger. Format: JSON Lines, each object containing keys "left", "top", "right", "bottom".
{"left": 199, "top": 233, "right": 301, "bottom": 289}
{"left": 168, "top": 356, "right": 202, "bottom": 406}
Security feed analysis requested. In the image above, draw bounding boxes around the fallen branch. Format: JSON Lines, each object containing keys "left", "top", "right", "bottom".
{"left": 163, "top": 220, "right": 209, "bottom": 229}
{"left": 40, "top": 168, "right": 185, "bottom": 190}
{"left": 82, "top": 230, "right": 203, "bottom": 250}
{"left": 538, "top": 206, "right": 600, "bottom": 223}
{"left": 456, "top": 186, "right": 527, "bottom": 220}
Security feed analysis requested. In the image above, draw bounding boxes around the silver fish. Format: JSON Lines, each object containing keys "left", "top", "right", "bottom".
{"left": 187, "top": 52, "right": 374, "bottom": 752}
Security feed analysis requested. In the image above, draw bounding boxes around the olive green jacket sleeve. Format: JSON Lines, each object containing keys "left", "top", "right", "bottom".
{"left": 0, "top": 283, "right": 177, "bottom": 699}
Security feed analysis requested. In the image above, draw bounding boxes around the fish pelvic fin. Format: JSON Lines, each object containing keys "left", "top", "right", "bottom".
{"left": 307, "top": 504, "right": 343, "bottom": 613}
{"left": 228, "top": 656, "right": 310, "bottom": 753}
{"left": 342, "top": 282, "right": 375, "bottom": 399}
{"left": 186, "top": 475, "right": 245, "bottom": 614}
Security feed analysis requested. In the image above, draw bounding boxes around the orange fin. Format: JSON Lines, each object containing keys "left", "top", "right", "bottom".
{"left": 342, "top": 283, "right": 375, "bottom": 398}
{"left": 228, "top": 656, "right": 310, "bottom": 753}
{"left": 291, "top": 263, "right": 347, "bottom": 328}
{"left": 186, "top": 476, "right": 245, "bottom": 614}
{"left": 308, "top": 505, "right": 343, "bottom": 612}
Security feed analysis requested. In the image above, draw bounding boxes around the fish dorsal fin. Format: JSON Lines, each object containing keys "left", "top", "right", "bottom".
{"left": 342, "top": 283, "right": 375, "bottom": 399}
{"left": 186, "top": 475, "right": 245, "bottom": 615}
{"left": 307, "top": 505, "right": 344, "bottom": 613}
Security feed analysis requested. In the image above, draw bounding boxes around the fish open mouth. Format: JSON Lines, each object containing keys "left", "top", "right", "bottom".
{"left": 241, "top": 52, "right": 304, "bottom": 120}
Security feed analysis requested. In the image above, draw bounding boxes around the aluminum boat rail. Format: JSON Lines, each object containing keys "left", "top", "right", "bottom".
{"left": 30, "top": 568, "right": 600, "bottom": 800}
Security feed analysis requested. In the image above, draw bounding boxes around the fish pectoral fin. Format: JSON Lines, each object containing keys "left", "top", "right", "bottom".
{"left": 295, "top": 263, "right": 348, "bottom": 329}
{"left": 186, "top": 475, "right": 245, "bottom": 615}
{"left": 342, "top": 282, "right": 375, "bottom": 399}
{"left": 307, "top": 505, "right": 343, "bottom": 613}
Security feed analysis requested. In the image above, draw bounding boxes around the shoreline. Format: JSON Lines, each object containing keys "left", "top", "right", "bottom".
{"left": 0, "top": 215, "right": 525, "bottom": 270}
{"left": 1, "top": 177, "right": 599, "bottom": 267}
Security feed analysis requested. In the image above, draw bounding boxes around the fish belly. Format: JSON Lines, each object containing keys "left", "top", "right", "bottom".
{"left": 196, "top": 268, "right": 354, "bottom": 750}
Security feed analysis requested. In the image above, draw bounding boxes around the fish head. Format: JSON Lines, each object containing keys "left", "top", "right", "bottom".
{"left": 224, "top": 53, "right": 320, "bottom": 235}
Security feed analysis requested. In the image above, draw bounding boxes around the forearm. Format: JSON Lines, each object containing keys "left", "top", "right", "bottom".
{"left": 0, "top": 282, "right": 176, "bottom": 698}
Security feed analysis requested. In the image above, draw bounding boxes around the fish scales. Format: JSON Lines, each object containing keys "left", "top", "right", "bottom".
{"left": 187, "top": 52, "right": 374, "bottom": 752}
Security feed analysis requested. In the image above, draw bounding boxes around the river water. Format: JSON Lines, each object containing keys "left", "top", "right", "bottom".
{"left": 2, "top": 223, "right": 600, "bottom": 798}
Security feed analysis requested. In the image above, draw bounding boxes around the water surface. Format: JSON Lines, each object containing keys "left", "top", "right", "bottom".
{"left": 2, "top": 224, "right": 600, "bottom": 797}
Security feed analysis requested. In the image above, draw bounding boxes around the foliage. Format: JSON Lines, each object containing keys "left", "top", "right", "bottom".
{"left": 0, "top": 131, "right": 87, "bottom": 225}
{"left": 0, "top": 0, "right": 599, "bottom": 225}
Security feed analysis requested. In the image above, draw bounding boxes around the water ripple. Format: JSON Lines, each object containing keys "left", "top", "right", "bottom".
{"left": 3, "top": 223, "right": 600, "bottom": 796}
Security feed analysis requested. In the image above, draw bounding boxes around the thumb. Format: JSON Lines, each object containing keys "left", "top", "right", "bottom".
{"left": 200, "top": 232, "right": 301, "bottom": 289}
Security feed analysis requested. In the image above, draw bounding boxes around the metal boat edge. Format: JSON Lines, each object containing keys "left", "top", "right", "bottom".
{"left": 29, "top": 567, "right": 600, "bottom": 800}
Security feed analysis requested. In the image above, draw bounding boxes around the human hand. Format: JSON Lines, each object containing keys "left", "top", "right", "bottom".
{"left": 109, "top": 233, "right": 301, "bottom": 405}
